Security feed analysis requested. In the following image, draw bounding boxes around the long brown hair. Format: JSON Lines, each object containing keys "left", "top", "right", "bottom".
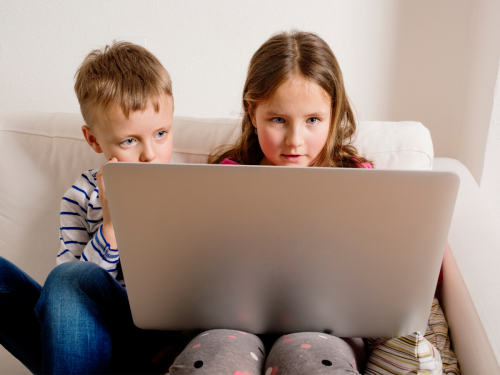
{"left": 209, "top": 30, "right": 372, "bottom": 168}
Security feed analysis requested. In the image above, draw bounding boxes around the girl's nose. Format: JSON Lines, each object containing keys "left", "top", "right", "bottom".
{"left": 286, "top": 126, "right": 304, "bottom": 148}
{"left": 140, "top": 143, "right": 157, "bottom": 162}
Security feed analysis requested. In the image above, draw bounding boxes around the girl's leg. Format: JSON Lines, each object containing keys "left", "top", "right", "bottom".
{"left": 35, "top": 261, "right": 169, "bottom": 374}
{"left": 169, "top": 329, "right": 266, "bottom": 375}
{"left": 0, "top": 257, "right": 43, "bottom": 374}
{"left": 264, "top": 333, "right": 366, "bottom": 375}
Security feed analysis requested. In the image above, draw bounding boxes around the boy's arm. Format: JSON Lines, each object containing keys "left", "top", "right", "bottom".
{"left": 79, "top": 224, "right": 120, "bottom": 278}
{"left": 57, "top": 170, "right": 121, "bottom": 279}
{"left": 57, "top": 175, "right": 93, "bottom": 263}
{"left": 96, "top": 158, "right": 118, "bottom": 249}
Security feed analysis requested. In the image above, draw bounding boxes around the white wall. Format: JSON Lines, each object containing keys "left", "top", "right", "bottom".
{"left": 0, "top": 0, "right": 498, "bottom": 181}
{"left": 458, "top": 0, "right": 500, "bottom": 182}
{"left": 481, "top": 62, "right": 500, "bottom": 219}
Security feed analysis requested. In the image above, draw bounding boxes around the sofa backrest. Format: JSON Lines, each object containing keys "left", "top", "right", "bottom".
{"left": 0, "top": 112, "right": 433, "bottom": 284}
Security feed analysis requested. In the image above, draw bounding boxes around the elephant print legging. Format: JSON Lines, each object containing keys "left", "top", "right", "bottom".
{"left": 168, "top": 329, "right": 366, "bottom": 375}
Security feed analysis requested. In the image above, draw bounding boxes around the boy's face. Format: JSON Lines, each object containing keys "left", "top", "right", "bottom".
{"left": 82, "top": 95, "right": 174, "bottom": 163}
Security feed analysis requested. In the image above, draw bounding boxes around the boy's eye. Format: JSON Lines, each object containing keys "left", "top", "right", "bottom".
{"left": 271, "top": 117, "right": 285, "bottom": 124}
{"left": 155, "top": 131, "right": 167, "bottom": 139}
{"left": 307, "top": 117, "right": 319, "bottom": 125}
{"left": 121, "top": 138, "right": 136, "bottom": 146}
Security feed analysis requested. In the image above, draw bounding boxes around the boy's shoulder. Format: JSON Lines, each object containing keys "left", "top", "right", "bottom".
{"left": 62, "top": 168, "right": 100, "bottom": 200}
{"left": 74, "top": 168, "right": 99, "bottom": 189}
{"left": 82, "top": 168, "right": 99, "bottom": 182}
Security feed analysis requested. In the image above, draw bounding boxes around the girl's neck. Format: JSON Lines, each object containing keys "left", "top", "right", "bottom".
{"left": 259, "top": 156, "right": 274, "bottom": 166}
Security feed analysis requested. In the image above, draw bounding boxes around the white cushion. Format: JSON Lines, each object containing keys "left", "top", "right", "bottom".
{"left": 171, "top": 117, "right": 434, "bottom": 169}
{"left": 0, "top": 112, "right": 433, "bottom": 285}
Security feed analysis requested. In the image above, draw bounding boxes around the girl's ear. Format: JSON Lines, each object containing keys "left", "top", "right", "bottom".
{"left": 81, "top": 125, "right": 103, "bottom": 154}
{"left": 245, "top": 100, "right": 257, "bottom": 129}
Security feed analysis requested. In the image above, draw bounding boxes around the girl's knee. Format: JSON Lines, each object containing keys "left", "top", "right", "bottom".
{"left": 169, "top": 330, "right": 265, "bottom": 374}
{"left": 265, "top": 333, "right": 364, "bottom": 374}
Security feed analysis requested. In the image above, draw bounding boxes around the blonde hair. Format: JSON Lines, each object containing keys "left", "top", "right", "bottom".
{"left": 209, "top": 30, "right": 372, "bottom": 168}
{"left": 74, "top": 42, "right": 172, "bottom": 128}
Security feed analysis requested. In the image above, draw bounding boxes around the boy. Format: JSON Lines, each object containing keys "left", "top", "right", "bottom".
{"left": 57, "top": 42, "right": 174, "bottom": 285}
{"left": 0, "top": 42, "right": 177, "bottom": 374}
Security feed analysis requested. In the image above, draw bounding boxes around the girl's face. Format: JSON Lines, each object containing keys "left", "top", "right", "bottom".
{"left": 249, "top": 75, "right": 331, "bottom": 167}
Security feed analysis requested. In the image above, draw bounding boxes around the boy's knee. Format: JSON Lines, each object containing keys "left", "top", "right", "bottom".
{"left": 0, "top": 257, "right": 41, "bottom": 295}
{"left": 37, "top": 261, "right": 121, "bottom": 320}
{"left": 0, "top": 256, "right": 19, "bottom": 282}
{"left": 42, "top": 261, "right": 111, "bottom": 301}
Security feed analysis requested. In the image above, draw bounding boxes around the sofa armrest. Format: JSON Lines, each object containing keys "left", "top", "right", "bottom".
{"left": 434, "top": 158, "right": 500, "bottom": 374}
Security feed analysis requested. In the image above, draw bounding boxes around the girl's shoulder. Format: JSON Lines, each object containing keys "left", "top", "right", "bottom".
{"left": 220, "top": 158, "right": 240, "bottom": 165}
{"left": 359, "top": 162, "right": 373, "bottom": 169}
{"left": 220, "top": 157, "right": 372, "bottom": 168}
{"left": 352, "top": 158, "right": 373, "bottom": 169}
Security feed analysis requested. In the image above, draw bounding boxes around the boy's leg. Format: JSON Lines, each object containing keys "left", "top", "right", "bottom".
{"left": 0, "top": 257, "right": 43, "bottom": 374}
{"left": 35, "top": 261, "right": 169, "bottom": 374}
{"left": 169, "top": 329, "right": 266, "bottom": 375}
{"left": 264, "top": 333, "right": 366, "bottom": 375}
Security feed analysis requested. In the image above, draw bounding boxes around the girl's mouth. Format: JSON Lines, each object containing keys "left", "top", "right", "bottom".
{"left": 282, "top": 154, "right": 303, "bottom": 162}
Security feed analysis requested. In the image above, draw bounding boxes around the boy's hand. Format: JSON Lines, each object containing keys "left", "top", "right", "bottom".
{"left": 97, "top": 157, "right": 118, "bottom": 249}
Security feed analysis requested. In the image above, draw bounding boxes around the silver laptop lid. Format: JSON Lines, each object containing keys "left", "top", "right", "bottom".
{"left": 103, "top": 163, "right": 459, "bottom": 338}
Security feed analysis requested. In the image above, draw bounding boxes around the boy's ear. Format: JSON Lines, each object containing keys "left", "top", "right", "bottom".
{"left": 81, "top": 125, "right": 103, "bottom": 154}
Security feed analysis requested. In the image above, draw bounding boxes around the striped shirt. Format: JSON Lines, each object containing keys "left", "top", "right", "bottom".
{"left": 56, "top": 169, "right": 123, "bottom": 284}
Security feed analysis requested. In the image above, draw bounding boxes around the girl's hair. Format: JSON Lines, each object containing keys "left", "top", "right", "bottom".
{"left": 208, "top": 30, "right": 372, "bottom": 168}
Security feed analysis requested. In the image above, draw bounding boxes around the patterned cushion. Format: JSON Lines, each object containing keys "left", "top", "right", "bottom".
{"left": 365, "top": 298, "right": 460, "bottom": 375}
{"left": 423, "top": 298, "right": 460, "bottom": 375}
{"left": 365, "top": 332, "right": 442, "bottom": 374}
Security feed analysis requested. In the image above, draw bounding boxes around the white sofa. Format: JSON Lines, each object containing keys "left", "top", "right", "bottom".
{"left": 0, "top": 112, "right": 499, "bottom": 374}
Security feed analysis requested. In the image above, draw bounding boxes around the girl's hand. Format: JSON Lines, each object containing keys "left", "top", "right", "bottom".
{"left": 152, "top": 345, "right": 184, "bottom": 374}
{"left": 96, "top": 157, "right": 118, "bottom": 248}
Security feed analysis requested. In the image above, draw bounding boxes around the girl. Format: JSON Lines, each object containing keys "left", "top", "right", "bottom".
{"left": 168, "top": 30, "right": 372, "bottom": 375}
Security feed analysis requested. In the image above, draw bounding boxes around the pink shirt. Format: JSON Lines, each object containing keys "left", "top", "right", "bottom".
{"left": 221, "top": 158, "right": 373, "bottom": 169}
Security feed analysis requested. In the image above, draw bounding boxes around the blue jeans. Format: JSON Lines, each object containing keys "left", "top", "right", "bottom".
{"left": 0, "top": 257, "right": 172, "bottom": 374}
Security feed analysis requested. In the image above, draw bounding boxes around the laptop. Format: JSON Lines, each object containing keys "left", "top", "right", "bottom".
{"left": 103, "top": 163, "right": 459, "bottom": 338}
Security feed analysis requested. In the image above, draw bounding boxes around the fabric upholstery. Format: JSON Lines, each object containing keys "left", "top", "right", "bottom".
{"left": 0, "top": 112, "right": 434, "bottom": 285}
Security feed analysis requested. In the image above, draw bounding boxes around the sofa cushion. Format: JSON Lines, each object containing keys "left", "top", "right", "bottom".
{"left": 0, "top": 112, "right": 433, "bottom": 284}
{"left": 171, "top": 117, "right": 434, "bottom": 170}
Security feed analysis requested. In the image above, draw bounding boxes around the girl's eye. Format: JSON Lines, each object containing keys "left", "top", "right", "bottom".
{"left": 121, "top": 138, "right": 136, "bottom": 146}
{"left": 271, "top": 117, "right": 285, "bottom": 124}
{"left": 307, "top": 117, "right": 319, "bottom": 125}
{"left": 155, "top": 131, "right": 167, "bottom": 139}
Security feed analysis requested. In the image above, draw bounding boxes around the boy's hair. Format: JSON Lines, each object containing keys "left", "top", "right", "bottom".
{"left": 75, "top": 42, "right": 172, "bottom": 128}
{"left": 209, "top": 30, "right": 372, "bottom": 168}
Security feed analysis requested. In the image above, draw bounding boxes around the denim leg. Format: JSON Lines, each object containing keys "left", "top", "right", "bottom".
{"left": 0, "top": 256, "right": 43, "bottom": 374}
{"left": 36, "top": 261, "right": 168, "bottom": 374}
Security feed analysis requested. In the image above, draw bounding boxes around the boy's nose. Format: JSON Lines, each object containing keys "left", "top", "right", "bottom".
{"left": 140, "top": 144, "right": 156, "bottom": 162}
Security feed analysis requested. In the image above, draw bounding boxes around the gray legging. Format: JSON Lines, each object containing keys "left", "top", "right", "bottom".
{"left": 168, "top": 329, "right": 365, "bottom": 374}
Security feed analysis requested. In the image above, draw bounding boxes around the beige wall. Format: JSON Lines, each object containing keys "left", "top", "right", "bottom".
{"left": 481, "top": 62, "right": 500, "bottom": 220}
{"left": 459, "top": 0, "right": 500, "bottom": 182}
{"left": 1, "top": 0, "right": 499, "bottom": 181}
